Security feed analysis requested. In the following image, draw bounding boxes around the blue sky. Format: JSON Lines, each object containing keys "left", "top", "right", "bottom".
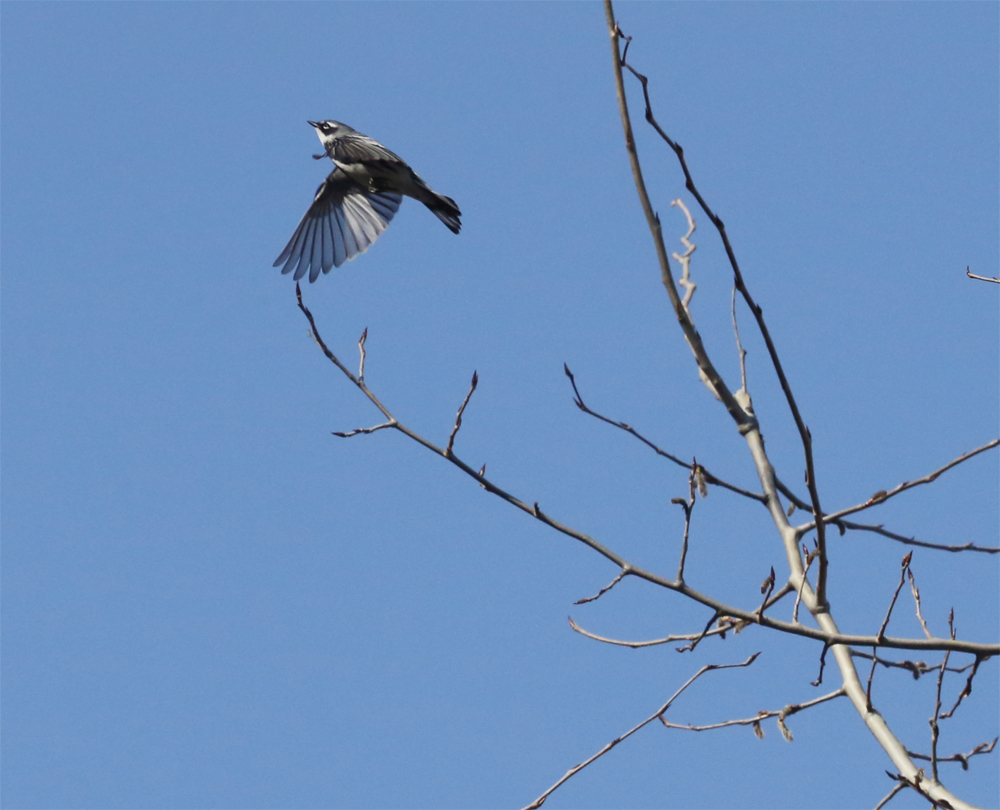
{"left": 2, "top": 3, "right": 997, "bottom": 809}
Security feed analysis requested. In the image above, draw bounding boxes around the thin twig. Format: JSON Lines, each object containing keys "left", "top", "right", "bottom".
{"left": 613, "top": 17, "right": 830, "bottom": 608}
{"left": 868, "top": 553, "right": 913, "bottom": 709}
{"left": 332, "top": 421, "right": 396, "bottom": 439}
{"left": 908, "top": 568, "right": 934, "bottom": 640}
{"left": 966, "top": 266, "right": 1000, "bottom": 284}
{"left": 567, "top": 615, "right": 742, "bottom": 648}
{"left": 873, "top": 780, "right": 909, "bottom": 810}
{"left": 811, "top": 643, "right": 831, "bottom": 687}
{"left": 568, "top": 358, "right": 997, "bottom": 554}
{"left": 731, "top": 282, "right": 748, "bottom": 394}
{"left": 941, "top": 655, "right": 984, "bottom": 720}
{"left": 908, "top": 738, "right": 998, "bottom": 771}
{"left": 445, "top": 371, "right": 478, "bottom": 457}
{"left": 521, "top": 654, "right": 760, "bottom": 810}
{"left": 357, "top": 328, "right": 368, "bottom": 380}
{"left": 756, "top": 567, "right": 776, "bottom": 623}
{"left": 659, "top": 687, "right": 845, "bottom": 737}
{"left": 574, "top": 566, "right": 632, "bottom": 604}
{"left": 563, "top": 364, "right": 765, "bottom": 502}
{"left": 793, "top": 543, "right": 816, "bottom": 624}
{"left": 930, "top": 610, "right": 957, "bottom": 781}
{"left": 850, "top": 650, "right": 974, "bottom": 681}
{"left": 671, "top": 199, "right": 697, "bottom": 313}
{"left": 676, "top": 611, "right": 721, "bottom": 653}
{"left": 672, "top": 465, "right": 697, "bottom": 583}
{"left": 847, "top": 520, "right": 999, "bottom": 554}
{"left": 808, "top": 440, "right": 999, "bottom": 528}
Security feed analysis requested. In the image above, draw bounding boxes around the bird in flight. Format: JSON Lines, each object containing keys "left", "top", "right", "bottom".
{"left": 274, "top": 121, "right": 461, "bottom": 283}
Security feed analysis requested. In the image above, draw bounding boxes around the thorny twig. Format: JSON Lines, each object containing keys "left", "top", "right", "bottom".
{"left": 521, "top": 654, "right": 760, "bottom": 810}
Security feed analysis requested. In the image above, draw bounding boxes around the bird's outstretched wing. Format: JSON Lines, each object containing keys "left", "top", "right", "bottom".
{"left": 328, "top": 133, "right": 406, "bottom": 166}
{"left": 273, "top": 171, "right": 402, "bottom": 283}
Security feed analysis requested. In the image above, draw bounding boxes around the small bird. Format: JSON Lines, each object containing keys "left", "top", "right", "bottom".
{"left": 274, "top": 120, "right": 461, "bottom": 283}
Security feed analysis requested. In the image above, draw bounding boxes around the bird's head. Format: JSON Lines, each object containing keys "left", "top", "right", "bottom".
{"left": 308, "top": 120, "right": 351, "bottom": 159}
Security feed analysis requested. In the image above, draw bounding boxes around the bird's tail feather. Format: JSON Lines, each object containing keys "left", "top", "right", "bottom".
{"left": 429, "top": 193, "right": 461, "bottom": 234}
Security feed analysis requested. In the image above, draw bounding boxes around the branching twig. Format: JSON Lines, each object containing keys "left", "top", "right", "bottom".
{"left": 930, "top": 610, "right": 957, "bottom": 781}
{"left": 676, "top": 611, "right": 721, "bottom": 653}
{"left": 873, "top": 780, "right": 909, "bottom": 810}
{"left": 611, "top": 13, "right": 830, "bottom": 608}
{"left": 521, "top": 654, "right": 760, "bottom": 810}
{"left": 941, "top": 655, "right": 985, "bottom": 721}
{"left": 563, "top": 364, "right": 765, "bottom": 502}
{"left": 909, "top": 738, "right": 998, "bottom": 771}
{"left": 659, "top": 686, "right": 845, "bottom": 739}
{"left": 793, "top": 543, "right": 816, "bottom": 624}
{"left": 299, "top": 291, "right": 994, "bottom": 656}
{"left": 867, "top": 553, "right": 913, "bottom": 709}
{"left": 807, "top": 440, "right": 999, "bottom": 528}
{"left": 851, "top": 650, "right": 975, "bottom": 681}
{"left": 672, "top": 465, "right": 698, "bottom": 583}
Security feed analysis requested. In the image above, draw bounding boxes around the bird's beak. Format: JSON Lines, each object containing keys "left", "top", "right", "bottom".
{"left": 307, "top": 121, "right": 319, "bottom": 128}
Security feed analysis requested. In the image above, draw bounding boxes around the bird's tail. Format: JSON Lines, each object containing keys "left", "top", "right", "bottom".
{"left": 427, "top": 193, "right": 462, "bottom": 234}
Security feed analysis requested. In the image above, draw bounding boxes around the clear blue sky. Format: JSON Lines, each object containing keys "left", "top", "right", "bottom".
{"left": 3, "top": 3, "right": 997, "bottom": 809}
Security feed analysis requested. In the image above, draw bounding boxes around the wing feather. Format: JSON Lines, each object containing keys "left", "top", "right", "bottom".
{"left": 273, "top": 172, "right": 402, "bottom": 282}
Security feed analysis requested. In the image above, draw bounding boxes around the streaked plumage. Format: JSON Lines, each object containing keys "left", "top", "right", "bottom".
{"left": 274, "top": 121, "right": 461, "bottom": 282}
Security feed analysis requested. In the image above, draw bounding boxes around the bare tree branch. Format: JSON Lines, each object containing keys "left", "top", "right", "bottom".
{"left": 574, "top": 566, "right": 631, "bottom": 605}
{"left": 966, "top": 266, "right": 1000, "bottom": 284}
{"left": 807, "top": 440, "right": 999, "bottom": 528}
{"left": 659, "top": 687, "right": 845, "bottom": 737}
{"left": 909, "top": 738, "right": 998, "bottom": 771}
{"left": 610, "top": 14, "right": 831, "bottom": 608}
{"left": 867, "top": 554, "right": 913, "bottom": 709}
{"left": 563, "top": 363, "right": 766, "bottom": 502}
{"left": 567, "top": 615, "right": 745, "bottom": 648}
{"left": 873, "top": 780, "right": 909, "bottom": 810}
{"left": 521, "top": 654, "right": 760, "bottom": 810}
{"left": 445, "top": 371, "right": 478, "bottom": 457}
